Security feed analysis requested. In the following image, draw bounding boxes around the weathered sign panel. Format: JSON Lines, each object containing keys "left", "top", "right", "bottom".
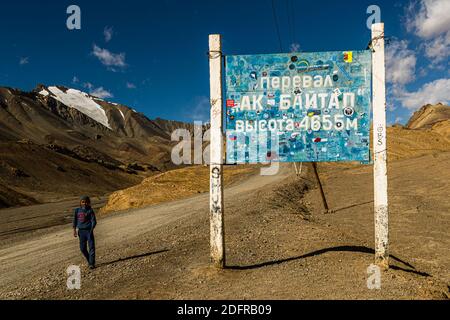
{"left": 225, "top": 50, "right": 372, "bottom": 164}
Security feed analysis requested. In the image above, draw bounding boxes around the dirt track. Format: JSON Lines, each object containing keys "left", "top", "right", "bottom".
{"left": 0, "top": 156, "right": 449, "bottom": 300}
{"left": 0, "top": 165, "right": 288, "bottom": 298}
{"left": 0, "top": 196, "right": 108, "bottom": 246}
{"left": 308, "top": 152, "right": 450, "bottom": 284}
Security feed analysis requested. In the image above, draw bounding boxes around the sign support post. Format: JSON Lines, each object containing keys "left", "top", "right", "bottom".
{"left": 371, "top": 23, "right": 389, "bottom": 269}
{"left": 215, "top": 30, "right": 384, "bottom": 269}
{"left": 312, "top": 163, "right": 330, "bottom": 213}
{"left": 209, "top": 34, "right": 225, "bottom": 268}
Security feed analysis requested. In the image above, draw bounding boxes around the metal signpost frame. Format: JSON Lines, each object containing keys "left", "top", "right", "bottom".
{"left": 209, "top": 22, "right": 388, "bottom": 269}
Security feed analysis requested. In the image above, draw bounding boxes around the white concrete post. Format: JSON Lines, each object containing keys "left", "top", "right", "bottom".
{"left": 371, "top": 23, "right": 389, "bottom": 269}
{"left": 209, "top": 34, "right": 225, "bottom": 268}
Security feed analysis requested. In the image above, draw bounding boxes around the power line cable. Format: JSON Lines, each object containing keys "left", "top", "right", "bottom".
{"left": 291, "top": 0, "right": 297, "bottom": 45}
{"left": 286, "top": 0, "right": 294, "bottom": 48}
{"left": 271, "top": 0, "right": 283, "bottom": 52}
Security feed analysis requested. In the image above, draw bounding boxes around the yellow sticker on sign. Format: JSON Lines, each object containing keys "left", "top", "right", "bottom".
{"left": 344, "top": 51, "right": 353, "bottom": 63}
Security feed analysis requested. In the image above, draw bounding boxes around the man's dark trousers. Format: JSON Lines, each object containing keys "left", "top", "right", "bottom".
{"left": 78, "top": 229, "right": 95, "bottom": 266}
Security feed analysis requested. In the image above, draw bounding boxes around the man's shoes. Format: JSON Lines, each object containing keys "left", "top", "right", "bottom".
{"left": 89, "top": 265, "right": 96, "bottom": 270}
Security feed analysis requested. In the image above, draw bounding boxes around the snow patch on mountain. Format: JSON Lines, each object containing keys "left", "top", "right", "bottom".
{"left": 118, "top": 109, "right": 125, "bottom": 120}
{"left": 44, "top": 86, "right": 112, "bottom": 129}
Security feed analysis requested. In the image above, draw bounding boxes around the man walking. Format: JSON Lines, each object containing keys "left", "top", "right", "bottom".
{"left": 73, "top": 196, "right": 97, "bottom": 269}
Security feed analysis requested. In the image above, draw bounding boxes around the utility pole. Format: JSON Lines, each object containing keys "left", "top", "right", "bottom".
{"left": 209, "top": 34, "right": 225, "bottom": 268}
{"left": 371, "top": 23, "right": 389, "bottom": 270}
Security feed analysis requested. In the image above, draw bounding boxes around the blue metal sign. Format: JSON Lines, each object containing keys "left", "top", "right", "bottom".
{"left": 225, "top": 50, "right": 372, "bottom": 164}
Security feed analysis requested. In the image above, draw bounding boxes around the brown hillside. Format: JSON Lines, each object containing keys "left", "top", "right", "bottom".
{"left": 102, "top": 107, "right": 450, "bottom": 214}
{"left": 0, "top": 85, "right": 201, "bottom": 208}
{"left": 387, "top": 126, "right": 450, "bottom": 161}
{"left": 406, "top": 103, "right": 450, "bottom": 129}
{"left": 100, "top": 165, "right": 259, "bottom": 214}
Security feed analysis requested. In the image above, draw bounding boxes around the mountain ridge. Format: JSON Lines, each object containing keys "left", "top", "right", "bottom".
{"left": 0, "top": 84, "right": 198, "bottom": 208}
{"left": 1, "top": 85, "right": 448, "bottom": 210}
{"left": 406, "top": 103, "right": 450, "bottom": 130}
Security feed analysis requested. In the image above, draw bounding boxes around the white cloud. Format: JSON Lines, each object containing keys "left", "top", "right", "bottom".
{"left": 142, "top": 78, "right": 152, "bottom": 86}
{"left": 90, "top": 87, "right": 113, "bottom": 99}
{"left": 189, "top": 96, "right": 210, "bottom": 122}
{"left": 19, "top": 57, "right": 29, "bottom": 65}
{"left": 80, "top": 81, "right": 113, "bottom": 99}
{"left": 418, "top": 67, "right": 428, "bottom": 77}
{"left": 406, "top": 0, "right": 450, "bottom": 39}
{"left": 385, "top": 39, "right": 418, "bottom": 112}
{"left": 392, "top": 1, "right": 450, "bottom": 112}
{"left": 424, "top": 31, "right": 450, "bottom": 63}
{"left": 72, "top": 76, "right": 79, "bottom": 84}
{"left": 104, "top": 26, "right": 113, "bottom": 43}
{"left": 386, "top": 87, "right": 398, "bottom": 111}
{"left": 290, "top": 43, "right": 301, "bottom": 52}
{"left": 92, "top": 44, "right": 126, "bottom": 70}
{"left": 83, "top": 82, "right": 94, "bottom": 90}
{"left": 405, "top": 0, "right": 450, "bottom": 65}
{"left": 126, "top": 82, "right": 136, "bottom": 89}
{"left": 385, "top": 39, "right": 417, "bottom": 87}
{"left": 397, "top": 78, "right": 450, "bottom": 109}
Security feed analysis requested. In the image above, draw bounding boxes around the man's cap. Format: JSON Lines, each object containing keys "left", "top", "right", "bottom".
{"left": 80, "top": 195, "right": 90, "bottom": 201}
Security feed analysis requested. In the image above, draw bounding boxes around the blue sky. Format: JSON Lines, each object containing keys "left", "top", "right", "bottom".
{"left": 0, "top": 0, "right": 448, "bottom": 124}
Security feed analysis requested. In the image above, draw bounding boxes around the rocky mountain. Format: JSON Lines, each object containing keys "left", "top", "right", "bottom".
{"left": 0, "top": 85, "right": 197, "bottom": 208}
{"left": 405, "top": 103, "right": 450, "bottom": 140}
{"left": 406, "top": 103, "right": 450, "bottom": 130}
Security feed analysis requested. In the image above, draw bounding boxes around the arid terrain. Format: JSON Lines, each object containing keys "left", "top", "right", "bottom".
{"left": 0, "top": 104, "right": 449, "bottom": 300}
{"left": 0, "top": 85, "right": 201, "bottom": 208}
{"left": 0, "top": 157, "right": 449, "bottom": 300}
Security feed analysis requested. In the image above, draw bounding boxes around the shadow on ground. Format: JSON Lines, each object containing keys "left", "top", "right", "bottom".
{"left": 226, "top": 245, "right": 431, "bottom": 277}
{"left": 97, "top": 249, "right": 169, "bottom": 268}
